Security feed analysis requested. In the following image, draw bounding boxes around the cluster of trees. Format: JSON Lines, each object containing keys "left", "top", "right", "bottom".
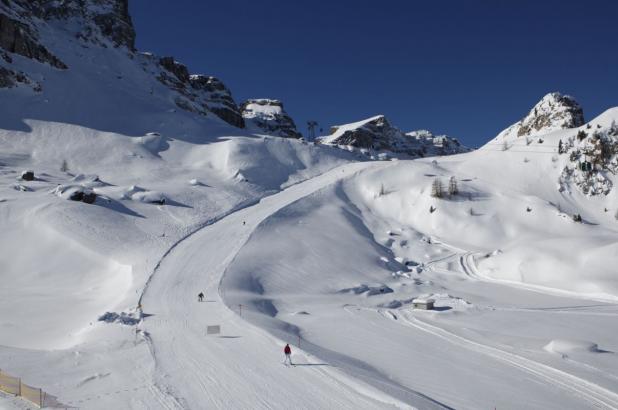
{"left": 431, "top": 176, "right": 458, "bottom": 198}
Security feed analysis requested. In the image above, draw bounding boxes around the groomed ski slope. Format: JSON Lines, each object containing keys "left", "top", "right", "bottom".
{"left": 139, "top": 161, "right": 427, "bottom": 410}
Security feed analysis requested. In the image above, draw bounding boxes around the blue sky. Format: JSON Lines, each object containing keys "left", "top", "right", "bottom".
{"left": 129, "top": 0, "right": 618, "bottom": 146}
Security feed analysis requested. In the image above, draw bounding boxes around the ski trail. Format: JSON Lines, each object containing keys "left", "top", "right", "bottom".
{"left": 138, "top": 161, "right": 426, "bottom": 409}
{"left": 397, "top": 311, "right": 618, "bottom": 410}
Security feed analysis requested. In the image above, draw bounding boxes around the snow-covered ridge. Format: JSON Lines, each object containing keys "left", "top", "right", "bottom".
{"left": 241, "top": 99, "right": 302, "bottom": 139}
{"left": 319, "top": 114, "right": 469, "bottom": 158}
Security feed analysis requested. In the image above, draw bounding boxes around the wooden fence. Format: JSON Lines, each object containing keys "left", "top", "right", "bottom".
{"left": 0, "top": 369, "right": 45, "bottom": 407}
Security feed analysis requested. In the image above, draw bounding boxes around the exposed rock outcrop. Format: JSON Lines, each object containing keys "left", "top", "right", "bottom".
{"left": 497, "top": 92, "right": 585, "bottom": 141}
{"left": 241, "top": 99, "right": 302, "bottom": 139}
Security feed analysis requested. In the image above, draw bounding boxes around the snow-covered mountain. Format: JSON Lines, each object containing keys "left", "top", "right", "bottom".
{"left": 241, "top": 98, "right": 303, "bottom": 139}
{"left": 489, "top": 92, "right": 618, "bottom": 196}
{"left": 319, "top": 114, "right": 469, "bottom": 157}
{"left": 0, "top": 0, "right": 250, "bottom": 130}
{"left": 495, "top": 92, "right": 585, "bottom": 141}
{"left": 1, "top": 1, "right": 618, "bottom": 409}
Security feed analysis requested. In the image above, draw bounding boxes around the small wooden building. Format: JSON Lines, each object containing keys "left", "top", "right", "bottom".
{"left": 412, "top": 297, "right": 435, "bottom": 310}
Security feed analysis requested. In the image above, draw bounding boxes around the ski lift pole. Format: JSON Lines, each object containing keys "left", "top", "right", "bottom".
{"left": 307, "top": 120, "right": 318, "bottom": 140}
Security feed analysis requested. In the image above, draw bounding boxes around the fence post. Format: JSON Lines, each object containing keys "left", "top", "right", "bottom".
{"left": 18, "top": 378, "right": 21, "bottom": 397}
{"left": 39, "top": 387, "right": 43, "bottom": 407}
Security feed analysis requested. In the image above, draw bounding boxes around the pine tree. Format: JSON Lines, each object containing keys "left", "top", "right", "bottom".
{"left": 448, "top": 176, "right": 458, "bottom": 196}
{"left": 558, "top": 139, "right": 564, "bottom": 154}
{"left": 60, "top": 159, "right": 69, "bottom": 172}
{"left": 431, "top": 178, "right": 443, "bottom": 198}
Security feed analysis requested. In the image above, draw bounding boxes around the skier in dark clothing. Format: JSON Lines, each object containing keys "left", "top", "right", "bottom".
{"left": 198, "top": 292, "right": 204, "bottom": 302}
{"left": 283, "top": 343, "right": 293, "bottom": 365}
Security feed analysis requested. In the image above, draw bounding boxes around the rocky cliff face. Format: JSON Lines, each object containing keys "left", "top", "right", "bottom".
{"left": 320, "top": 115, "right": 469, "bottom": 157}
{"left": 0, "top": 0, "right": 245, "bottom": 128}
{"left": 157, "top": 57, "right": 244, "bottom": 128}
{"left": 3, "top": 0, "right": 135, "bottom": 51}
{"left": 405, "top": 129, "right": 469, "bottom": 156}
{"left": 497, "top": 92, "right": 585, "bottom": 141}
{"left": 241, "top": 99, "right": 302, "bottom": 139}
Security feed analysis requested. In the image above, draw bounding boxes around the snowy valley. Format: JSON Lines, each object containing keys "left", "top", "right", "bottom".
{"left": 1, "top": 1, "right": 618, "bottom": 409}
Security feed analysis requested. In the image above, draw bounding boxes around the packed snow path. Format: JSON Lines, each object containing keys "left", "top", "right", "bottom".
{"left": 139, "top": 162, "right": 421, "bottom": 410}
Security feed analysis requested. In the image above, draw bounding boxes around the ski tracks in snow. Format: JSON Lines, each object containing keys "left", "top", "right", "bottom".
{"left": 459, "top": 252, "right": 618, "bottom": 304}
{"left": 395, "top": 312, "right": 618, "bottom": 410}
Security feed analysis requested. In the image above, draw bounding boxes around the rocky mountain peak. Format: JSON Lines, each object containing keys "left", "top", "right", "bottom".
{"left": 497, "top": 92, "right": 585, "bottom": 140}
{"left": 320, "top": 115, "right": 469, "bottom": 157}
{"left": 241, "top": 99, "right": 302, "bottom": 139}
{"left": 518, "top": 92, "right": 584, "bottom": 136}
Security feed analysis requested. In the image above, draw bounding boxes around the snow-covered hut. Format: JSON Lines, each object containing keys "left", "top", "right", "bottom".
{"left": 412, "top": 297, "right": 435, "bottom": 310}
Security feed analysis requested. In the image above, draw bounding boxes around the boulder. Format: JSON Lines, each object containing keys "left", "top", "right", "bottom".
{"left": 20, "top": 170, "right": 34, "bottom": 181}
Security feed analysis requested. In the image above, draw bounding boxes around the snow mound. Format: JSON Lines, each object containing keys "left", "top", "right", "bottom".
{"left": 133, "top": 133, "right": 169, "bottom": 155}
{"left": 544, "top": 339, "right": 605, "bottom": 355}
{"left": 121, "top": 185, "right": 166, "bottom": 204}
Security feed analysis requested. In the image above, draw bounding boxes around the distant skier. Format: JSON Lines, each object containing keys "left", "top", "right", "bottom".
{"left": 243, "top": 221, "right": 246, "bottom": 225}
{"left": 283, "top": 343, "right": 293, "bottom": 365}
{"left": 198, "top": 292, "right": 204, "bottom": 302}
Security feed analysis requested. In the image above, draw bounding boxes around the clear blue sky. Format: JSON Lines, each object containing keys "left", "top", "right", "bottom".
{"left": 129, "top": 0, "right": 618, "bottom": 146}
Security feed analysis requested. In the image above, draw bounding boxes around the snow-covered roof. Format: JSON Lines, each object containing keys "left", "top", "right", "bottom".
{"left": 412, "top": 298, "right": 435, "bottom": 304}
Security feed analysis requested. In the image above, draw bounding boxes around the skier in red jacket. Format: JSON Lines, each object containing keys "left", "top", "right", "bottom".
{"left": 284, "top": 343, "right": 293, "bottom": 365}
